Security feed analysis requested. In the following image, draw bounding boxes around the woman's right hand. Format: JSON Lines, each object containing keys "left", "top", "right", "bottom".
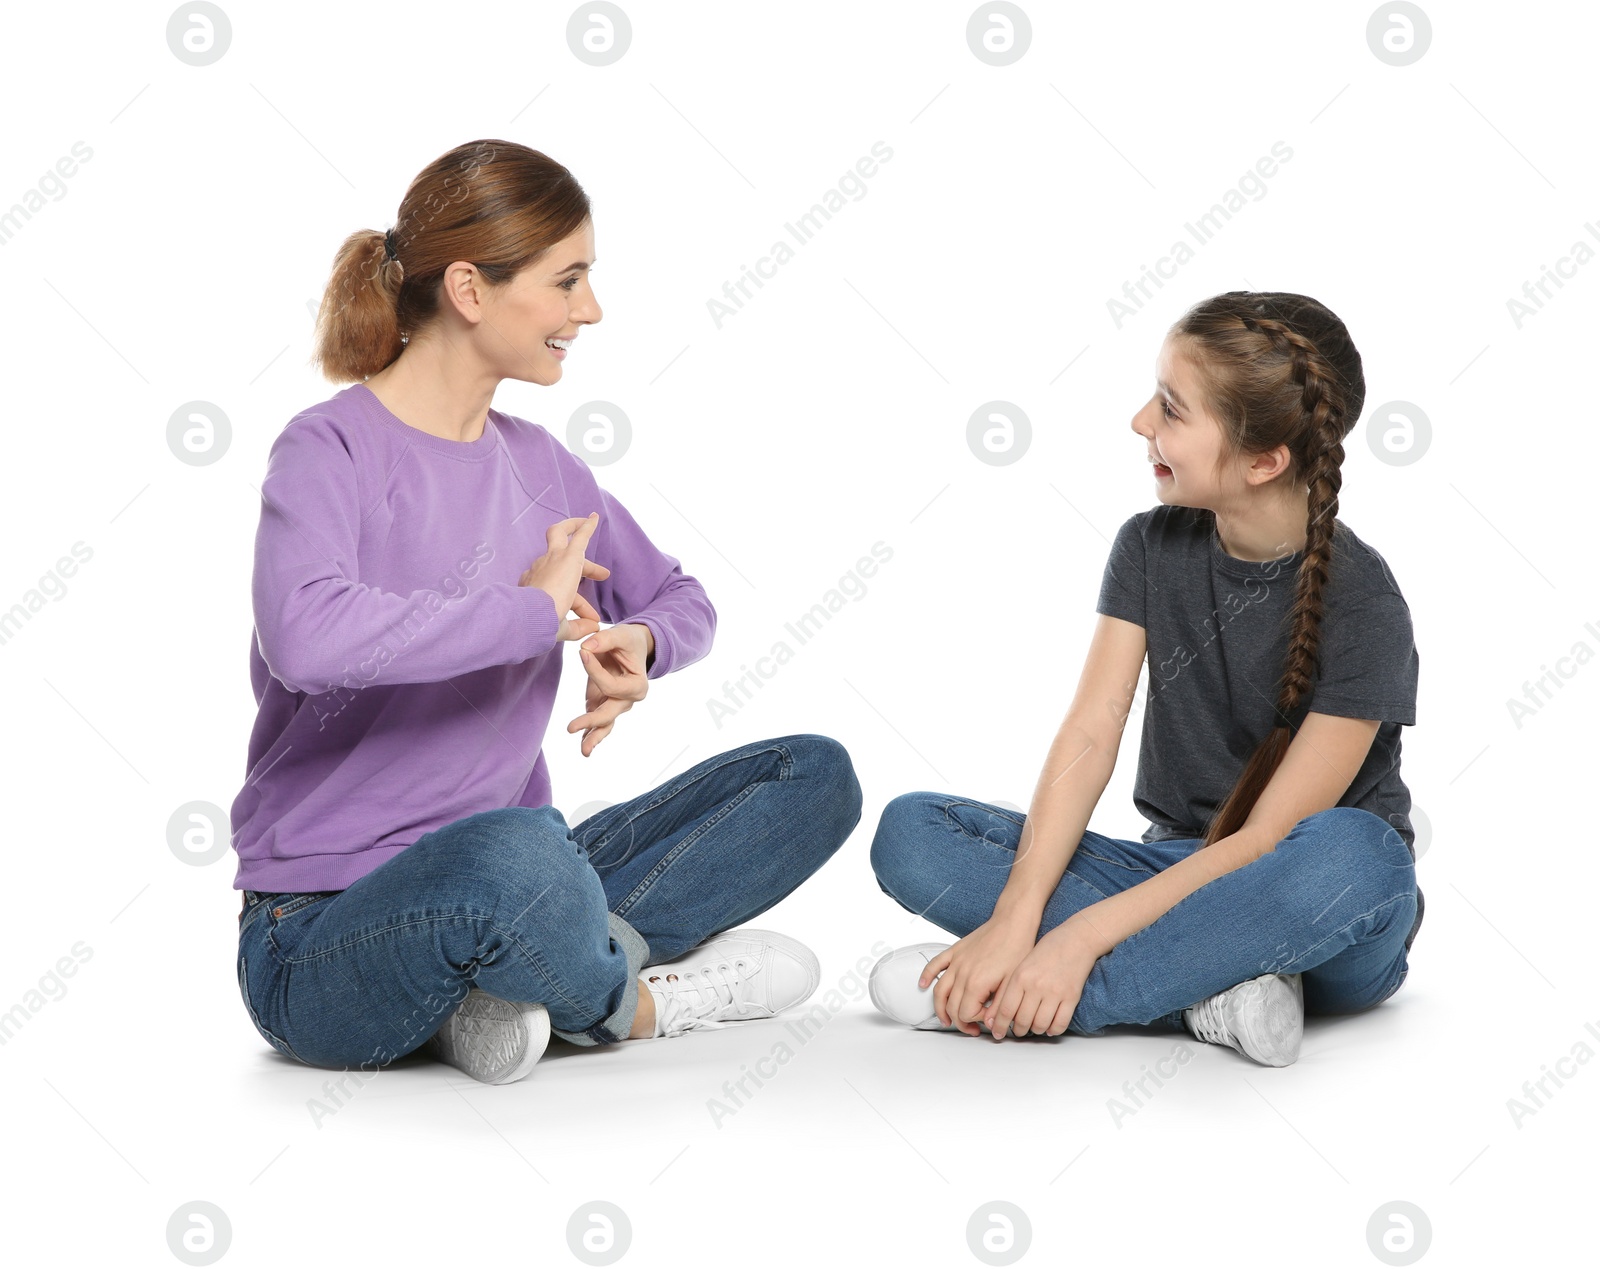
{"left": 923, "top": 915, "right": 1039, "bottom": 1037}
{"left": 520, "top": 512, "right": 613, "bottom": 642}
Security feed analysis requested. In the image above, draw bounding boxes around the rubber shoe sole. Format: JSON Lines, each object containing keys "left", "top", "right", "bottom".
{"left": 1185, "top": 972, "right": 1304, "bottom": 1067}
{"left": 425, "top": 988, "right": 551, "bottom": 1085}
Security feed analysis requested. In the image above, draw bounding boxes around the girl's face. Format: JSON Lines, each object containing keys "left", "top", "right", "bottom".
{"left": 476, "top": 219, "right": 602, "bottom": 386}
{"left": 1131, "top": 337, "right": 1229, "bottom": 510}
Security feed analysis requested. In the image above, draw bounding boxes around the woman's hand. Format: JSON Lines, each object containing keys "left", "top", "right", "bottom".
{"left": 520, "top": 512, "right": 612, "bottom": 642}
{"left": 569, "top": 623, "right": 652, "bottom": 756}
{"left": 922, "top": 916, "right": 1039, "bottom": 1037}
{"left": 983, "top": 917, "right": 1102, "bottom": 1041}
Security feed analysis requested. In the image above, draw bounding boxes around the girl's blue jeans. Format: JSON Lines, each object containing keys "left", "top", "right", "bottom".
{"left": 236, "top": 734, "right": 861, "bottom": 1069}
{"left": 869, "top": 796, "right": 1421, "bottom": 1034}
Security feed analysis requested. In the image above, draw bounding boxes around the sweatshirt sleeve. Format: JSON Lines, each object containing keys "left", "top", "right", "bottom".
{"left": 568, "top": 463, "right": 716, "bottom": 681}
{"left": 251, "top": 417, "right": 560, "bottom": 695}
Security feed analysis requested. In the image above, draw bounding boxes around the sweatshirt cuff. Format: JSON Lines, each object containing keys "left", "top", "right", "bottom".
{"left": 521, "top": 585, "right": 561, "bottom": 660}
{"left": 629, "top": 616, "right": 673, "bottom": 680}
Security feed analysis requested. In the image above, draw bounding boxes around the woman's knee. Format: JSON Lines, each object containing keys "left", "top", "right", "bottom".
{"left": 414, "top": 805, "right": 597, "bottom": 909}
{"left": 784, "top": 733, "right": 864, "bottom": 827}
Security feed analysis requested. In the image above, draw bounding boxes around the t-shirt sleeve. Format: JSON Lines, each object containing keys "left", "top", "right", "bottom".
{"left": 1307, "top": 591, "right": 1419, "bottom": 725}
{"left": 1095, "top": 514, "right": 1148, "bottom": 628}
{"left": 251, "top": 417, "right": 560, "bottom": 695}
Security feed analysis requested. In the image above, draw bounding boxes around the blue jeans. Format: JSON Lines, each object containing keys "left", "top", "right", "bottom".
{"left": 869, "top": 796, "right": 1419, "bottom": 1035}
{"left": 237, "top": 734, "right": 862, "bottom": 1069}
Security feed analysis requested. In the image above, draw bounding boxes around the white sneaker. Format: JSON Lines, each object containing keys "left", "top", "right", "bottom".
{"left": 1182, "top": 972, "right": 1304, "bottom": 1067}
{"left": 642, "top": 928, "right": 820, "bottom": 1038}
{"left": 423, "top": 988, "right": 550, "bottom": 1085}
{"left": 868, "top": 942, "right": 958, "bottom": 1031}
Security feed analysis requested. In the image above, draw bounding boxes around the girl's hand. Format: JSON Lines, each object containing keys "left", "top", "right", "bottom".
{"left": 983, "top": 919, "right": 1101, "bottom": 1041}
{"left": 520, "top": 513, "right": 612, "bottom": 642}
{"left": 569, "top": 624, "right": 651, "bottom": 756}
{"left": 921, "top": 917, "right": 1039, "bottom": 1037}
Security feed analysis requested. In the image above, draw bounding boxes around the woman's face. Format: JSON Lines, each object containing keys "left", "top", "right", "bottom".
{"left": 475, "top": 219, "right": 602, "bottom": 386}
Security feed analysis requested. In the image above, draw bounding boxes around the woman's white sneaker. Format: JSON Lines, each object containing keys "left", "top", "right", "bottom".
{"left": 642, "top": 928, "right": 820, "bottom": 1038}
{"left": 1182, "top": 972, "right": 1304, "bottom": 1066}
{"left": 424, "top": 988, "right": 551, "bottom": 1085}
{"left": 868, "top": 942, "right": 957, "bottom": 1030}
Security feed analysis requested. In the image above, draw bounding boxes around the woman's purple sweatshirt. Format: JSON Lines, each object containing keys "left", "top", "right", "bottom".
{"left": 229, "top": 384, "right": 716, "bottom": 893}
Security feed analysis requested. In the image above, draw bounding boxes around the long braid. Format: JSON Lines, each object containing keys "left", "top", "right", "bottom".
{"left": 1198, "top": 311, "right": 1349, "bottom": 848}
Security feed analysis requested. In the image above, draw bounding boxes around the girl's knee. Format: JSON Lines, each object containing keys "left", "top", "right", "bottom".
{"left": 869, "top": 792, "right": 943, "bottom": 881}
{"left": 1295, "top": 807, "right": 1415, "bottom": 885}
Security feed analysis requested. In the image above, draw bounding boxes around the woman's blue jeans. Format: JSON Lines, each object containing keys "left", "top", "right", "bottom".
{"left": 236, "top": 734, "right": 862, "bottom": 1069}
{"left": 870, "top": 796, "right": 1420, "bottom": 1035}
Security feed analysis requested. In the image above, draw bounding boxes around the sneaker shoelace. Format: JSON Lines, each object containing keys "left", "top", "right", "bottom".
{"left": 1185, "top": 993, "right": 1233, "bottom": 1048}
{"left": 651, "top": 958, "right": 756, "bottom": 1038}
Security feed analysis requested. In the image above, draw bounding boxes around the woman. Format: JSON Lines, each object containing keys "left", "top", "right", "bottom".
{"left": 232, "top": 138, "right": 862, "bottom": 1085}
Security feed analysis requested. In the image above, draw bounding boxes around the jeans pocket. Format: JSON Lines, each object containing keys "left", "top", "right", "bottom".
{"left": 264, "top": 891, "right": 337, "bottom": 959}
{"left": 236, "top": 949, "right": 304, "bottom": 1063}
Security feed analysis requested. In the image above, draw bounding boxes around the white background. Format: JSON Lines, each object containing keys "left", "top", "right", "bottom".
{"left": 1, "top": 1, "right": 1594, "bottom": 1265}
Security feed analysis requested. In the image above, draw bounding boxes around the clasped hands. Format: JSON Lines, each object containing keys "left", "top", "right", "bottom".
{"left": 921, "top": 912, "right": 1107, "bottom": 1042}
{"left": 519, "top": 512, "right": 653, "bottom": 758}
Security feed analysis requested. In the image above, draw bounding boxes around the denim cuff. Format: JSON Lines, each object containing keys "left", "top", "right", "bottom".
{"left": 551, "top": 912, "right": 651, "bottom": 1047}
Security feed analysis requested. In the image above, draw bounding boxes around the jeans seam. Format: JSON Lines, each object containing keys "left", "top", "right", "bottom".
{"left": 610, "top": 744, "right": 795, "bottom": 919}
{"left": 940, "top": 798, "right": 1023, "bottom": 844}
{"left": 582, "top": 742, "right": 793, "bottom": 864}
{"left": 274, "top": 912, "right": 598, "bottom": 1028}
{"left": 637, "top": 741, "right": 795, "bottom": 818}
{"left": 1072, "top": 845, "right": 1157, "bottom": 875}
{"left": 1286, "top": 890, "right": 1419, "bottom": 972}
{"left": 237, "top": 950, "right": 308, "bottom": 1063}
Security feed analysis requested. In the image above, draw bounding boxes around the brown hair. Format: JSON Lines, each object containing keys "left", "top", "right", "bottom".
{"left": 310, "top": 139, "right": 592, "bottom": 383}
{"left": 1168, "top": 291, "right": 1366, "bottom": 849}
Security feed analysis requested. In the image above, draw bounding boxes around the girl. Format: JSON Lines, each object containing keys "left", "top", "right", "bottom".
{"left": 232, "top": 138, "right": 862, "bottom": 1085}
{"left": 867, "top": 292, "right": 1421, "bottom": 1066}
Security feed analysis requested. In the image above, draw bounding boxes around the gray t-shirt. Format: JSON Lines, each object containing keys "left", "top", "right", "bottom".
{"left": 1095, "top": 504, "right": 1420, "bottom": 858}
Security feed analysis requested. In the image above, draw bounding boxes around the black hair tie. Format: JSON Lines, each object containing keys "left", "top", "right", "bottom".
{"left": 383, "top": 228, "right": 398, "bottom": 262}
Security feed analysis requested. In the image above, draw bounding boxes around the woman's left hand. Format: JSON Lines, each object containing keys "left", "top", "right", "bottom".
{"left": 568, "top": 623, "right": 652, "bottom": 756}
{"left": 983, "top": 917, "right": 1104, "bottom": 1041}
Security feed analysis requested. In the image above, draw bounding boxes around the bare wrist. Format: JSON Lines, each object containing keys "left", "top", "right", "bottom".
{"left": 991, "top": 887, "right": 1046, "bottom": 930}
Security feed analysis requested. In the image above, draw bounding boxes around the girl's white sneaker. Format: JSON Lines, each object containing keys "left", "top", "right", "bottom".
{"left": 1182, "top": 972, "right": 1304, "bottom": 1066}
{"left": 868, "top": 942, "right": 958, "bottom": 1030}
{"left": 424, "top": 988, "right": 551, "bottom": 1085}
